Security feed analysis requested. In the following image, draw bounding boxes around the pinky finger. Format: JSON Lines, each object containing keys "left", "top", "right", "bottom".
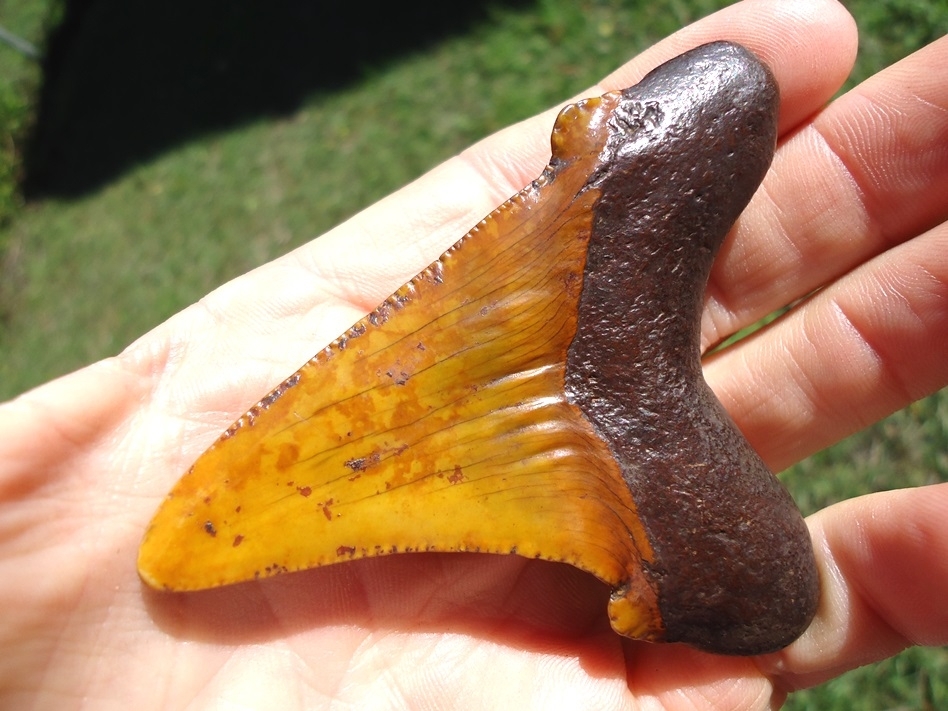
{"left": 760, "top": 482, "right": 948, "bottom": 689}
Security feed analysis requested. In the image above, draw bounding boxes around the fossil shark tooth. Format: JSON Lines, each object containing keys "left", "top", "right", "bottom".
{"left": 138, "top": 42, "right": 819, "bottom": 656}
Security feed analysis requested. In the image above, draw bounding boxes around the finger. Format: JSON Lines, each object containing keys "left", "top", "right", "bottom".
{"left": 703, "top": 34, "right": 948, "bottom": 349}
{"left": 759, "top": 483, "right": 948, "bottom": 691}
{"left": 706, "top": 217, "right": 948, "bottom": 470}
{"left": 598, "top": 0, "right": 856, "bottom": 136}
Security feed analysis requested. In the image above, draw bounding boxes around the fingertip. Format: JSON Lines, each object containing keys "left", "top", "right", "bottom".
{"left": 599, "top": 0, "right": 858, "bottom": 133}
{"left": 761, "top": 0, "right": 858, "bottom": 131}
{"left": 826, "top": 485, "right": 948, "bottom": 646}
{"left": 761, "top": 484, "right": 948, "bottom": 689}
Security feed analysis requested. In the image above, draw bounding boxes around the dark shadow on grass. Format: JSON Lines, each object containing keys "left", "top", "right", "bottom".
{"left": 24, "top": 0, "right": 533, "bottom": 198}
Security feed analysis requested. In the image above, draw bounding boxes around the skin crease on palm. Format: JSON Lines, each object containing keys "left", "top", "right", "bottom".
{"left": 0, "top": 0, "right": 947, "bottom": 707}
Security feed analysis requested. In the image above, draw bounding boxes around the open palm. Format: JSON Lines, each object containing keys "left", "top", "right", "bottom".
{"left": 2, "top": 1, "right": 947, "bottom": 708}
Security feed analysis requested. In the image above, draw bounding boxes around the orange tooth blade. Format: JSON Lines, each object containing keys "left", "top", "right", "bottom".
{"left": 138, "top": 90, "right": 664, "bottom": 638}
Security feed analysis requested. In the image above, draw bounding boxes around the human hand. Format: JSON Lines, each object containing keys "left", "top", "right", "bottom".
{"left": 2, "top": 0, "right": 946, "bottom": 708}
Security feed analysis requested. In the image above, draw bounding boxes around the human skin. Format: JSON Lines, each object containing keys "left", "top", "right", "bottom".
{"left": 1, "top": 0, "right": 947, "bottom": 708}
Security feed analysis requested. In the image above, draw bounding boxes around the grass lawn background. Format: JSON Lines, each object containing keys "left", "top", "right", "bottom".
{"left": 1, "top": 0, "right": 946, "bottom": 708}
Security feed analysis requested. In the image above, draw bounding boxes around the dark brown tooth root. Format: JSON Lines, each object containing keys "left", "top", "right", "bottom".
{"left": 565, "top": 42, "right": 818, "bottom": 655}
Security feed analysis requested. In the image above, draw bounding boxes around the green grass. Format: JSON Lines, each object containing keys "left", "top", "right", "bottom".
{"left": 1, "top": 0, "right": 946, "bottom": 708}
{"left": 790, "top": 645, "right": 948, "bottom": 711}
